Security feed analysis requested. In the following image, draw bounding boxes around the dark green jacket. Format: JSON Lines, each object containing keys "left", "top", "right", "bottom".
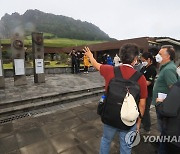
{"left": 152, "top": 61, "right": 178, "bottom": 105}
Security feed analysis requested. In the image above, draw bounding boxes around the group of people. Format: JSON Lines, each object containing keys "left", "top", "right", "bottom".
{"left": 101, "top": 53, "right": 121, "bottom": 66}
{"left": 82, "top": 43, "right": 180, "bottom": 154}
{"left": 69, "top": 49, "right": 123, "bottom": 74}
{"left": 69, "top": 49, "right": 90, "bottom": 74}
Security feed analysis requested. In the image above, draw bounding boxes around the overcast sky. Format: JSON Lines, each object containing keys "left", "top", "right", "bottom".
{"left": 0, "top": 0, "right": 180, "bottom": 40}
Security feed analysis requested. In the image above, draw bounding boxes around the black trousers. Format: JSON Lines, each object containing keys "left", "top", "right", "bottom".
{"left": 166, "top": 143, "right": 180, "bottom": 154}
{"left": 71, "top": 62, "right": 78, "bottom": 74}
{"left": 84, "top": 66, "right": 88, "bottom": 72}
{"left": 77, "top": 60, "right": 80, "bottom": 73}
{"left": 142, "top": 96, "right": 152, "bottom": 131}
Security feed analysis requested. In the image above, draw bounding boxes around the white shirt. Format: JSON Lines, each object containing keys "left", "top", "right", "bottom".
{"left": 113, "top": 55, "right": 121, "bottom": 66}
{"left": 177, "top": 67, "right": 180, "bottom": 76}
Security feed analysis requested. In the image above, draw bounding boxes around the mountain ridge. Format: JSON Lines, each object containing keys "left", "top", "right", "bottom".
{"left": 0, "top": 9, "right": 114, "bottom": 41}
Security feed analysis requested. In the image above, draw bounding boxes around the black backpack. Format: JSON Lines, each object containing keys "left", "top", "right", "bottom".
{"left": 101, "top": 67, "right": 142, "bottom": 130}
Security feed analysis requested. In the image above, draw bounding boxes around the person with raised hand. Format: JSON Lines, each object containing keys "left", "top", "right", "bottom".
{"left": 83, "top": 45, "right": 147, "bottom": 154}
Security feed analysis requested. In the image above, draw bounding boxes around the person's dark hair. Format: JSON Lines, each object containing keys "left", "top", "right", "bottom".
{"left": 141, "top": 52, "right": 156, "bottom": 66}
{"left": 161, "top": 45, "right": 175, "bottom": 61}
{"left": 141, "top": 52, "right": 153, "bottom": 62}
{"left": 119, "top": 43, "right": 139, "bottom": 64}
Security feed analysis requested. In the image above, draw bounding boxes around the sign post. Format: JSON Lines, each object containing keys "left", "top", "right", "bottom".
{"left": 11, "top": 33, "right": 27, "bottom": 86}
{"left": 0, "top": 40, "right": 5, "bottom": 88}
{"left": 32, "top": 32, "right": 45, "bottom": 83}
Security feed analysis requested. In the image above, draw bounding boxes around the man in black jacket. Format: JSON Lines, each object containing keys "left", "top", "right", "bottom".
{"left": 156, "top": 81, "right": 180, "bottom": 153}
{"left": 69, "top": 49, "right": 78, "bottom": 74}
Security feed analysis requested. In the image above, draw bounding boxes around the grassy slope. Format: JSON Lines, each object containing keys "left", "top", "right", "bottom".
{"left": 1, "top": 33, "right": 106, "bottom": 48}
{"left": 1, "top": 38, "right": 104, "bottom": 48}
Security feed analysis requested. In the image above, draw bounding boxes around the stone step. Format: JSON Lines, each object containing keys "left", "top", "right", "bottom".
{"left": 0, "top": 86, "right": 104, "bottom": 109}
{"left": 0, "top": 88, "right": 104, "bottom": 118}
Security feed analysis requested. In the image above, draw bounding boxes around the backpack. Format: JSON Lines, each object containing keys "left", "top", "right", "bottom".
{"left": 120, "top": 90, "right": 139, "bottom": 126}
{"left": 101, "top": 67, "right": 142, "bottom": 130}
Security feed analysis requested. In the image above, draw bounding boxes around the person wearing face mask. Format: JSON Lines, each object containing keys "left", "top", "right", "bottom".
{"left": 83, "top": 43, "right": 147, "bottom": 154}
{"left": 140, "top": 52, "right": 157, "bottom": 134}
{"left": 152, "top": 45, "right": 178, "bottom": 154}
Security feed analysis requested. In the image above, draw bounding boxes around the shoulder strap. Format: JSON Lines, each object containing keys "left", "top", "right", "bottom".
{"left": 129, "top": 71, "right": 143, "bottom": 82}
{"left": 114, "top": 66, "right": 123, "bottom": 78}
{"left": 114, "top": 67, "right": 142, "bottom": 81}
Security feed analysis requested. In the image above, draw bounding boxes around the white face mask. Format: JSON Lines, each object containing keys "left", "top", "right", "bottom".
{"left": 177, "top": 68, "right": 180, "bottom": 76}
{"left": 142, "top": 61, "right": 148, "bottom": 67}
{"left": 155, "top": 54, "right": 163, "bottom": 63}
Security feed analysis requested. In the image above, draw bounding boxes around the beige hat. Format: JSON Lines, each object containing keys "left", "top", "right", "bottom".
{"left": 120, "top": 92, "right": 139, "bottom": 126}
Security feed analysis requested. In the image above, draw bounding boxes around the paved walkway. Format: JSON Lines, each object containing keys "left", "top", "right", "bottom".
{"left": 0, "top": 72, "right": 104, "bottom": 104}
{"left": 0, "top": 72, "right": 159, "bottom": 154}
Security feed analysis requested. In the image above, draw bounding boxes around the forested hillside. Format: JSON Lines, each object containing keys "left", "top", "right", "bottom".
{"left": 0, "top": 9, "right": 113, "bottom": 41}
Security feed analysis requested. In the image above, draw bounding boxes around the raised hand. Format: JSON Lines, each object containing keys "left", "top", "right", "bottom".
{"left": 83, "top": 47, "right": 93, "bottom": 58}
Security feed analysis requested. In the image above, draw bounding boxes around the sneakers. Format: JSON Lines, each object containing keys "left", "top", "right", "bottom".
{"left": 84, "top": 72, "right": 88, "bottom": 74}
